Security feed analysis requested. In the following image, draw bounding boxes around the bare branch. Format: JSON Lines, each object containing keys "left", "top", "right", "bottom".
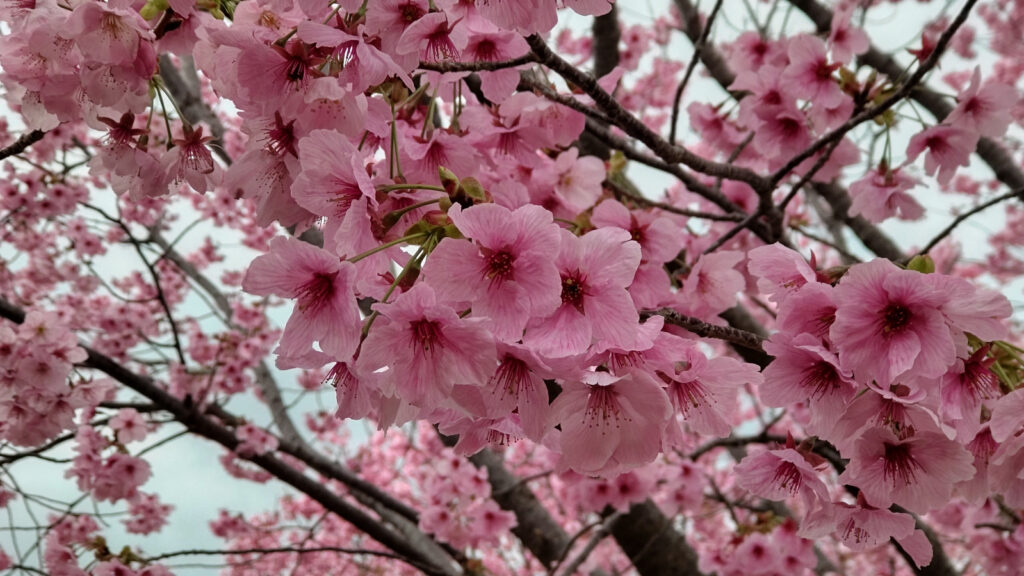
{"left": 144, "top": 546, "right": 407, "bottom": 563}
{"left": 669, "top": 0, "right": 726, "bottom": 145}
{"left": 527, "top": 35, "right": 771, "bottom": 193}
{"left": 0, "top": 130, "right": 45, "bottom": 162}
{"left": 917, "top": 189, "right": 1020, "bottom": 257}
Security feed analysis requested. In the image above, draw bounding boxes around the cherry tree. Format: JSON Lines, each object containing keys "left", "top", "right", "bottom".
{"left": 2, "top": 0, "right": 1024, "bottom": 574}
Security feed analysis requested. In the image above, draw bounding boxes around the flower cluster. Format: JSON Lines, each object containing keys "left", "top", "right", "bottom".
{"left": 0, "top": 311, "right": 96, "bottom": 446}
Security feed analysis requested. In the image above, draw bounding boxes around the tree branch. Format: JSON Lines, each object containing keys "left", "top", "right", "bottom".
{"left": 788, "top": 0, "right": 1024, "bottom": 202}
{"left": 0, "top": 130, "right": 45, "bottom": 161}
{"left": 527, "top": 35, "right": 772, "bottom": 193}
{"left": 0, "top": 297, "right": 462, "bottom": 576}
{"left": 648, "top": 308, "right": 766, "bottom": 352}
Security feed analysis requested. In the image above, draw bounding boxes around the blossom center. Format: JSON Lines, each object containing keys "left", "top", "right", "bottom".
{"left": 296, "top": 272, "right": 336, "bottom": 312}
{"left": 881, "top": 303, "right": 912, "bottom": 335}
{"left": 882, "top": 442, "right": 924, "bottom": 487}
{"left": 815, "top": 60, "right": 835, "bottom": 83}
{"left": 560, "top": 273, "right": 586, "bottom": 313}
{"left": 411, "top": 319, "right": 443, "bottom": 352}
{"left": 400, "top": 3, "right": 425, "bottom": 23}
{"left": 473, "top": 39, "right": 498, "bottom": 61}
{"left": 101, "top": 12, "right": 127, "bottom": 40}
{"left": 583, "top": 387, "right": 627, "bottom": 431}
{"left": 485, "top": 250, "right": 515, "bottom": 281}
{"left": 800, "top": 361, "right": 841, "bottom": 399}
{"left": 265, "top": 112, "right": 298, "bottom": 157}
{"left": 489, "top": 355, "right": 530, "bottom": 402}
{"left": 425, "top": 25, "right": 458, "bottom": 62}
{"left": 772, "top": 461, "right": 803, "bottom": 493}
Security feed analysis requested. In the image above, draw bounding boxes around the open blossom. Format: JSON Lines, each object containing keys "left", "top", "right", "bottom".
{"left": 477, "top": 342, "right": 554, "bottom": 442}
{"left": 110, "top": 408, "right": 147, "bottom": 444}
{"left": 736, "top": 448, "right": 831, "bottom": 513}
{"left": 783, "top": 35, "right": 844, "bottom": 108}
{"left": 905, "top": 124, "right": 976, "bottom": 186}
{"left": 242, "top": 236, "right": 361, "bottom": 363}
{"left": 839, "top": 427, "right": 975, "bottom": 514}
{"left": 762, "top": 333, "right": 857, "bottom": 435}
{"left": 550, "top": 371, "right": 671, "bottom": 476}
{"left": 828, "top": 5, "right": 869, "bottom": 63}
{"left": 533, "top": 148, "right": 606, "bottom": 214}
{"left": 358, "top": 284, "right": 497, "bottom": 409}
{"left": 648, "top": 335, "right": 763, "bottom": 440}
{"left": 849, "top": 166, "right": 924, "bottom": 223}
{"left": 946, "top": 67, "right": 1017, "bottom": 138}
{"left": 828, "top": 499, "right": 934, "bottom": 568}
{"left": 747, "top": 243, "right": 818, "bottom": 305}
{"left": 523, "top": 227, "right": 641, "bottom": 357}
{"left": 424, "top": 203, "right": 562, "bottom": 342}
{"left": 64, "top": 1, "right": 152, "bottom": 65}
{"left": 397, "top": 11, "right": 467, "bottom": 62}
{"left": 830, "top": 259, "right": 956, "bottom": 386}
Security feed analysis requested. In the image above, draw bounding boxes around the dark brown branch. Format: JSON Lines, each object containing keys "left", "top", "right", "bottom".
{"left": 419, "top": 54, "right": 537, "bottom": 73}
{"left": 610, "top": 501, "right": 704, "bottom": 576}
{"left": 467, "top": 449, "right": 571, "bottom": 569}
{"left": 647, "top": 308, "right": 766, "bottom": 352}
{"left": 577, "top": 5, "right": 621, "bottom": 160}
{"left": 0, "top": 130, "right": 45, "bottom": 161}
{"left": 144, "top": 546, "right": 406, "bottom": 563}
{"left": 527, "top": 35, "right": 772, "bottom": 193}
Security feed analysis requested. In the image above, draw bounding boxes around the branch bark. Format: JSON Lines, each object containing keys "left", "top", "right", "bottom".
{"left": 0, "top": 130, "right": 45, "bottom": 162}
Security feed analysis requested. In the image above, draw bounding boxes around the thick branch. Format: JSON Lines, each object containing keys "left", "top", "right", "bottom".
{"left": 610, "top": 501, "right": 704, "bottom": 576}
{"left": 0, "top": 130, "right": 45, "bottom": 161}
{"left": 468, "top": 449, "right": 571, "bottom": 569}
{"left": 577, "top": 5, "right": 621, "bottom": 160}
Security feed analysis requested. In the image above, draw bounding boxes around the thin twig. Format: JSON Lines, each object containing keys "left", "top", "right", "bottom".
{"left": 669, "top": 0, "right": 726, "bottom": 145}
{"left": 917, "top": 190, "right": 1020, "bottom": 257}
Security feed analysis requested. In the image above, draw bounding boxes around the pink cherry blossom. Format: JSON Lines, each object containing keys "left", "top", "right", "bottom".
{"left": 358, "top": 284, "right": 497, "bottom": 409}
{"left": 550, "top": 371, "right": 671, "bottom": 476}
{"left": 110, "top": 408, "right": 147, "bottom": 444}
{"left": 783, "top": 35, "right": 845, "bottom": 108}
{"left": 523, "top": 227, "right": 641, "bottom": 357}
{"left": 831, "top": 259, "right": 957, "bottom": 386}
{"left": 424, "top": 203, "right": 562, "bottom": 341}
{"left": 946, "top": 67, "right": 1017, "bottom": 138}
{"left": 747, "top": 243, "right": 818, "bottom": 305}
{"left": 735, "top": 447, "right": 831, "bottom": 513}
{"left": 839, "top": 427, "right": 975, "bottom": 514}
{"left": 849, "top": 166, "right": 924, "bottom": 223}
{"left": 242, "top": 236, "right": 361, "bottom": 363}
{"left": 905, "top": 124, "right": 977, "bottom": 186}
